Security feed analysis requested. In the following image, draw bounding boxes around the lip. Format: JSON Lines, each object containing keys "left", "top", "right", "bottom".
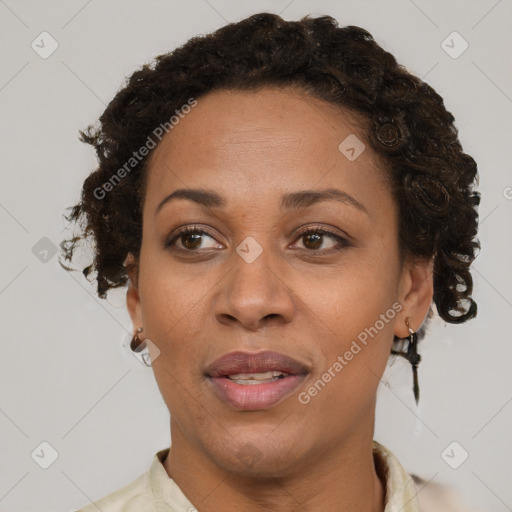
{"left": 205, "top": 350, "right": 309, "bottom": 411}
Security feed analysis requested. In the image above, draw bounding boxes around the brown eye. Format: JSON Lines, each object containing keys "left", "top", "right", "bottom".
{"left": 165, "top": 226, "right": 222, "bottom": 251}
{"left": 293, "top": 227, "right": 349, "bottom": 253}
{"left": 303, "top": 232, "right": 323, "bottom": 250}
{"left": 181, "top": 232, "right": 203, "bottom": 250}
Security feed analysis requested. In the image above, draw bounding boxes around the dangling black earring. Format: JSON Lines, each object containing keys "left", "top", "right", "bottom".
{"left": 391, "top": 318, "right": 421, "bottom": 404}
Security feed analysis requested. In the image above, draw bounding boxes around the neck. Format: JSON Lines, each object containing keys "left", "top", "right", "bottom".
{"left": 163, "top": 420, "right": 386, "bottom": 512}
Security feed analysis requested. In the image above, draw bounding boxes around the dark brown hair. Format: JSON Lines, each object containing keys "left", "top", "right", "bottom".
{"left": 60, "top": 12, "right": 480, "bottom": 326}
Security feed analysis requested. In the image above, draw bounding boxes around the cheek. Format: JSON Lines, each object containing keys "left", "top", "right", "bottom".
{"left": 308, "top": 281, "right": 396, "bottom": 393}
{"left": 139, "top": 247, "right": 211, "bottom": 334}
{"left": 298, "top": 290, "right": 397, "bottom": 426}
{"left": 295, "top": 244, "right": 400, "bottom": 402}
{"left": 137, "top": 256, "right": 210, "bottom": 402}
{"left": 298, "top": 244, "right": 400, "bottom": 341}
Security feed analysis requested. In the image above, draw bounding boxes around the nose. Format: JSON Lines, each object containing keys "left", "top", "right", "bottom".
{"left": 213, "top": 248, "right": 296, "bottom": 332}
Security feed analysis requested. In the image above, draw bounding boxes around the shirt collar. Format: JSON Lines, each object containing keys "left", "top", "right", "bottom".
{"left": 149, "top": 441, "right": 420, "bottom": 511}
{"left": 372, "top": 440, "right": 420, "bottom": 511}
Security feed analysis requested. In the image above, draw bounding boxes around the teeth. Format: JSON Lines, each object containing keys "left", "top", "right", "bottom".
{"left": 229, "top": 371, "right": 286, "bottom": 380}
{"left": 227, "top": 371, "right": 288, "bottom": 385}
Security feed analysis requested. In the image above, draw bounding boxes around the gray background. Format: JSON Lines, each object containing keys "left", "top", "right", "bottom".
{"left": 0, "top": 1, "right": 511, "bottom": 511}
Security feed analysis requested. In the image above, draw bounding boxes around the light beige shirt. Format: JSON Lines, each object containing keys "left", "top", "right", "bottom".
{"left": 76, "top": 441, "right": 422, "bottom": 511}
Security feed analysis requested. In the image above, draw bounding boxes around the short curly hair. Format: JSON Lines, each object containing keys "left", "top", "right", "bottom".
{"left": 60, "top": 12, "right": 480, "bottom": 326}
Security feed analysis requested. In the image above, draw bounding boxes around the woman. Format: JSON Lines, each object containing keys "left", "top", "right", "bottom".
{"left": 61, "top": 12, "right": 480, "bottom": 512}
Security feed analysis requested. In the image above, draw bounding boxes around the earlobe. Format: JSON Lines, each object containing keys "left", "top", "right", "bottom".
{"left": 394, "top": 257, "right": 434, "bottom": 338}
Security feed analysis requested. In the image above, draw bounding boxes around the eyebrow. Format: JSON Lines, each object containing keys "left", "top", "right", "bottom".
{"left": 155, "top": 187, "right": 368, "bottom": 216}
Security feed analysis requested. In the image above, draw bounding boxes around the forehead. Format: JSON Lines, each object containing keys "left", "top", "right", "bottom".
{"left": 143, "top": 87, "right": 389, "bottom": 212}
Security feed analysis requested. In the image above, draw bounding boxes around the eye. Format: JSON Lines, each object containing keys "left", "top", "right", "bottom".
{"left": 291, "top": 226, "right": 350, "bottom": 253}
{"left": 165, "top": 225, "right": 350, "bottom": 254}
{"left": 165, "top": 226, "right": 223, "bottom": 251}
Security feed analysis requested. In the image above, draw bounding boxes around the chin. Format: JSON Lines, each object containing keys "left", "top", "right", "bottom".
{"left": 206, "top": 431, "right": 307, "bottom": 478}
{"left": 220, "top": 450, "right": 300, "bottom": 479}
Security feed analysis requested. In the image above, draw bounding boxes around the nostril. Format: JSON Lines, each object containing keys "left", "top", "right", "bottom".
{"left": 264, "top": 314, "right": 279, "bottom": 321}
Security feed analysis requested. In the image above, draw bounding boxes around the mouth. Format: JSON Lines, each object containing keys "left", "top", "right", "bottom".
{"left": 205, "top": 350, "right": 309, "bottom": 411}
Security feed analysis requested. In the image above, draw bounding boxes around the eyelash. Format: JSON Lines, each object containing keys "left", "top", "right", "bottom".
{"left": 164, "top": 224, "right": 350, "bottom": 254}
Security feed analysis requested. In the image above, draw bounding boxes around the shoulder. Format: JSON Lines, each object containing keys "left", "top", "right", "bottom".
{"left": 411, "top": 474, "right": 479, "bottom": 512}
{"left": 72, "top": 470, "right": 153, "bottom": 512}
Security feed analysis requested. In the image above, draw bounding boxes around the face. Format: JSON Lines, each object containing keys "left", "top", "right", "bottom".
{"left": 127, "top": 87, "right": 433, "bottom": 477}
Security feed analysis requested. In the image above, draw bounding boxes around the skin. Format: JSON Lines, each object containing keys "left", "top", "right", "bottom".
{"left": 125, "top": 87, "right": 434, "bottom": 511}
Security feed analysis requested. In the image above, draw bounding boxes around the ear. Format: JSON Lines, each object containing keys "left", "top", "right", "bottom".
{"left": 394, "top": 257, "right": 434, "bottom": 337}
{"left": 124, "top": 252, "right": 143, "bottom": 331}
